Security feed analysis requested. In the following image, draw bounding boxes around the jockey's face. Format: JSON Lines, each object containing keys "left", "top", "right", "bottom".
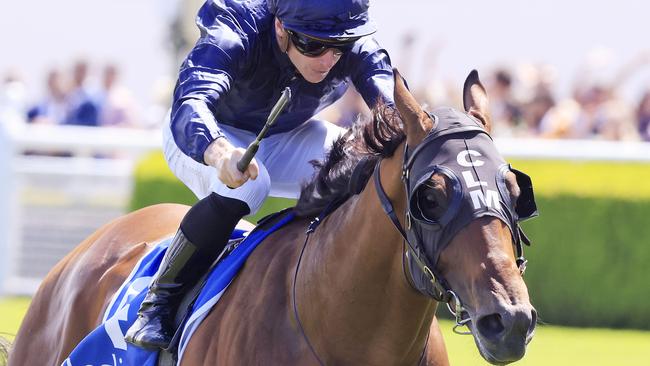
{"left": 275, "top": 18, "right": 342, "bottom": 84}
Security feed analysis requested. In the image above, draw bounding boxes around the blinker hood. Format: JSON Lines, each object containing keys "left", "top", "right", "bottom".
{"left": 403, "top": 107, "right": 537, "bottom": 298}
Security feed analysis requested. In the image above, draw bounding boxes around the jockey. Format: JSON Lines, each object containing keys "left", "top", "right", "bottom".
{"left": 125, "top": 0, "right": 394, "bottom": 349}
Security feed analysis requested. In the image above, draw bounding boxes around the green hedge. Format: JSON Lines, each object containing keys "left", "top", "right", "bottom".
{"left": 131, "top": 153, "right": 650, "bottom": 329}
{"left": 522, "top": 195, "right": 650, "bottom": 330}
{"left": 511, "top": 159, "right": 650, "bottom": 330}
{"left": 130, "top": 152, "right": 196, "bottom": 210}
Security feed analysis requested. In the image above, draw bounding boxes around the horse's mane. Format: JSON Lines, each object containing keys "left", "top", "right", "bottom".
{"left": 295, "top": 104, "right": 406, "bottom": 217}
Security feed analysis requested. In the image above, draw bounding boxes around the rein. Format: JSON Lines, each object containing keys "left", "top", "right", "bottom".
{"left": 292, "top": 220, "right": 326, "bottom": 366}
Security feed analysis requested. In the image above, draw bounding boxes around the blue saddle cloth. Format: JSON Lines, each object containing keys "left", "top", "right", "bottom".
{"left": 62, "top": 211, "right": 295, "bottom": 366}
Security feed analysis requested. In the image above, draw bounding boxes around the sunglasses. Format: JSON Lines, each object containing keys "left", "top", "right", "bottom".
{"left": 286, "top": 29, "right": 358, "bottom": 57}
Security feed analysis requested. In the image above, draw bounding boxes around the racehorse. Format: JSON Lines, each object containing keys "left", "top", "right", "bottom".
{"left": 7, "top": 70, "right": 537, "bottom": 366}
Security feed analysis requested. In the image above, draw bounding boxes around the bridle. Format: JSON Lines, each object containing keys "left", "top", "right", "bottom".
{"left": 372, "top": 110, "right": 536, "bottom": 334}
{"left": 292, "top": 109, "right": 538, "bottom": 364}
{"left": 373, "top": 157, "right": 473, "bottom": 334}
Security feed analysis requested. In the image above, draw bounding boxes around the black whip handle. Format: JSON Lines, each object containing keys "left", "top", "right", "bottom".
{"left": 234, "top": 87, "right": 291, "bottom": 173}
{"left": 236, "top": 142, "right": 259, "bottom": 172}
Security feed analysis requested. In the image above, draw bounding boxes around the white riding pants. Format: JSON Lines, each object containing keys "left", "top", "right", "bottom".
{"left": 162, "top": 116, "right": 345, "bottom": 215}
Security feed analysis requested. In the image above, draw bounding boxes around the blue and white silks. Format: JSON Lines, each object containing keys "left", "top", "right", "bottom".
{"left": 62, "top": 212, "right": 294, "bottom": 366}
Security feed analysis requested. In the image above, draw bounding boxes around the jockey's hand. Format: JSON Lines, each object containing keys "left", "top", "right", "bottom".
{"left": 204, "top": 138, "right": 259, "bottom": 188}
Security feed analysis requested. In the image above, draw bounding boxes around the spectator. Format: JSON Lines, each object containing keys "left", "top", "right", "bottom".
{"left": 537, "top": 98, "right": 579, "bottom": 139}
{"left": 64, "top": 60, "right": 100, "bottom": 127}
{"left": 539, "top": 82, "right": 612, "bottom": 140}
{"left": 571, "top": 84, "right": 610, "bottom": 138}
{"left": 488, "top": 68, "right": 523, "bottom": 137}
{"left": 522, "top": 88, "right": 555, "bottom": 137}
{"left": 0, "top": 69, "right": 27, "bottom": 128}
{"left": 26, "top": 69, "right": 68, "bottom": 125}
{"left": 98, "top": 64, "right": 138, "bottom": 128}
{"left": 636, "top": 90, "right": 650, "bottom": 142}
{"left": 598, "top": 98, "right": 636, "bottom": 141}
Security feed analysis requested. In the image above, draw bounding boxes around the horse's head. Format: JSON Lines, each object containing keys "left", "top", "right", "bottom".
{"left": 392, "top": 69, "right": 537, "bottom": 364}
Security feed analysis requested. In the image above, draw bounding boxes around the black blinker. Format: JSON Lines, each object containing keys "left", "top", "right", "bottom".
{"left": 512, "top": 168, "right": 539, "bottom": 220}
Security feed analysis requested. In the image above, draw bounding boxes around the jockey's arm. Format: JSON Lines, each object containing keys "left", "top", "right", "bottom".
{"left": 170, "top": 0, "right": 257, "bottom": 166}
{"left": 348, "top": 37, "right": 395, "bottom": 110}
{"left": 169, "top": 5, "right": 258, "bottom": 187}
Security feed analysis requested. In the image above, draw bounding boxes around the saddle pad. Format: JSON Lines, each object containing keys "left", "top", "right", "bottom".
{"left": 62, "top": 211, "right": 295, "bottom": 366}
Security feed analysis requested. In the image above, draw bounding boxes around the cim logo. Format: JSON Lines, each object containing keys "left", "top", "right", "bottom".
{"left": 456, "top": 150, "right": 500, "bottom": 210}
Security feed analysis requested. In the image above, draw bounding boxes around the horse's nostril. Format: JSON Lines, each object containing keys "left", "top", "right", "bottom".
{"left": 477, "top": 313, "right": 505, "bottom": 340}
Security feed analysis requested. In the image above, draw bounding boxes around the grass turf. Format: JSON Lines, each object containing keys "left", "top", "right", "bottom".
{"left": 440, "top": 320, "right": 650, "bottom": 365}
{"left": 0, "top": 297, "right": 30, "bottom": 341}
{"left": 1, "top": 297, "right": 649, "bottom": 365}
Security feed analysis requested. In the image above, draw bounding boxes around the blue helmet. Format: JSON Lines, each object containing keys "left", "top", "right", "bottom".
{"left": 269, "top": 0, "right": 376, "bottom": 40}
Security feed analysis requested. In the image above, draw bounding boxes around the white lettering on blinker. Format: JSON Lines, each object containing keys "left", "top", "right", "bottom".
{"left": 462, "top": 171, "right": 487, "bottom": 188}
{"left": 457, "top": 150, "right": 499, "bottom": 210}
{"left": 457, "top": 150, "right": 484, "bottom": 167}
{"left": 469, "top": 190, "right": 500, "bottom": 210}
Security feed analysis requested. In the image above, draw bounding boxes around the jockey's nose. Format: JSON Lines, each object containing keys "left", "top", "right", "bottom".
{"left": 318, "top": 49, "right": 340, "bottom": 69}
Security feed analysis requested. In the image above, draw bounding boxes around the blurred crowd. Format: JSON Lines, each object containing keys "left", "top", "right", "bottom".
{"left": 0, "top": 59, "right": 145, "bottom": 130}
{"left": 470, "top": 52, "right": 650, "bottom": 142}
{"left": 473, "top": 63, "right": 650, "bottom": 141}
{"left": 2, "top": 49, "right": 650, "bottom": 144}
{"left": 321, "top": 38, "right": 650, "bottom": 143}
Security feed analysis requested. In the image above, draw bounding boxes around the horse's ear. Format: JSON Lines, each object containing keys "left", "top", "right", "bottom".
{"left": 463, "top": 70, "right": 492, "bottom": 133}
{"left": 393, "top": 68, "right": 432, "bottom": 145}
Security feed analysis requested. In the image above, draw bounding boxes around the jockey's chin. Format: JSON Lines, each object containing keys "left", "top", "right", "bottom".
{"left": 289, "top": 48, "right": 341, "bottom": 84}
{"left": 302, "top": 69, "right": 330, "bottom": 83}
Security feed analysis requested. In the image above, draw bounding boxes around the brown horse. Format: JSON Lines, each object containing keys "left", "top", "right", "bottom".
{"left": 8, "top": 70, "right": 536, "bottom": 366}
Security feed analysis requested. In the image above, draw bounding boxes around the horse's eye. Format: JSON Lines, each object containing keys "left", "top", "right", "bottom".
{"left": 421, "top": 191, "right": 438, "bottom": 207}
{"left": 414, "top": 184, "right": 443, "bottom": 221}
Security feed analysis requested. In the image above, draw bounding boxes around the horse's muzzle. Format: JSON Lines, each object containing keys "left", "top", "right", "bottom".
{"left": 472, "top": 305, "right": 537, "bottom": 365}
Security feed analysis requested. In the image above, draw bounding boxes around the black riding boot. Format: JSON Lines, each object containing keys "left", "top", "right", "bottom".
{"left": 124, "top": 193, "right": 250, "bottom": 349}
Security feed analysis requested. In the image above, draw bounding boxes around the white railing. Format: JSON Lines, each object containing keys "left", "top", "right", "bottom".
{"left": 0, "top": 119, "right": 649, "bottom": 295}
{"left": 0, "top": 120, "right": 161, "bottom": 295}
{"left": 3, "top": 122, "right": 161, "bottom": 156}
{"left": 496, "top": 137, "right": 650, "bottom": 162}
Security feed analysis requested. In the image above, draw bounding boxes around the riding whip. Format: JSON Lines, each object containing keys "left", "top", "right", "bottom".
{"left": 236, "top": 87, "right": 292, "bottom": 172}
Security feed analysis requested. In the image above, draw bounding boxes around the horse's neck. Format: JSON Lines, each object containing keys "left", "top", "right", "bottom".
{"left": 298, "top": 151, "right": 437, "bottom": 365}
